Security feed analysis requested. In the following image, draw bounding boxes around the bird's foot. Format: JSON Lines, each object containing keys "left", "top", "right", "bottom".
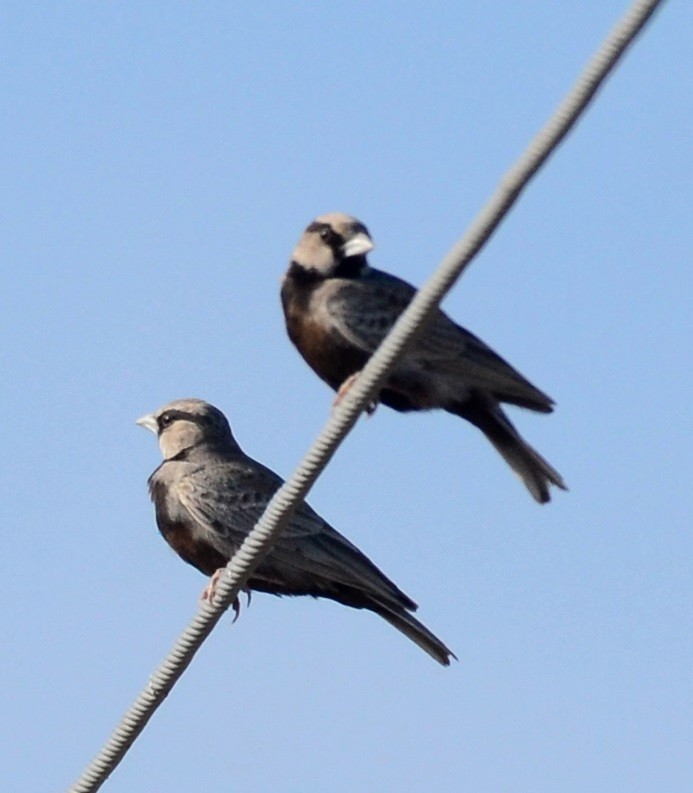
{"left": 200, "top": 569, "right": 224, "bottom": 604}
{"left": 232, "top": 589, "right": 252, "bottom": 624}
{"left": 201, "top": 571, "right": 250, "bottom": 623}
{"left": 333, "top": 372, "right": 377, "bottom": 416}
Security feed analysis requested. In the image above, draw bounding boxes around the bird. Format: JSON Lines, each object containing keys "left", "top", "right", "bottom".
{"left": 281, "top": 212, "right": 567, "bottom": 504}
{"left": 137, "top": 398, "right": 455, "bottom": 666}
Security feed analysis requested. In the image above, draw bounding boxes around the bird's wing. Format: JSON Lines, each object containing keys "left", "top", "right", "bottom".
{"left": 326, "top": 271, "right": 551, "bottom": 404}
{"left": 323, "top": 271, "right": 415, "bottom": 353}
{"left": 416, "top": 317, "right": 554, "bottom": 404}
{"left": 326, "top": 270, "right": 511, "bottom": 367}
{"left": 177, "top": 458, "right": 410, "bottom": 601}
{"left": 326, "top": 270, "right": 540, "bottom": 396}
{"left": 177, "top": 460, "right": 320, "bottom": 548}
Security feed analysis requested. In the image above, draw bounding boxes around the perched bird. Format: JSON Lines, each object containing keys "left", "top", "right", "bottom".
{"left": 281, "top": 212, "right": 567, "bottom": 504}
{"left": 137, "top": 398, "right": 454, "bottom": 666}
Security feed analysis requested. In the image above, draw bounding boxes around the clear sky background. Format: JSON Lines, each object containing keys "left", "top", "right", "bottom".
{"left": 2, "top": 3, "right": 691, "bottom": 791}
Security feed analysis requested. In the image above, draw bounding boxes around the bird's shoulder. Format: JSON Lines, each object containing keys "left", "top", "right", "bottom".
{"left": 328, "top": 268, "right": 416, "bottom": 307}
{"left": 176, "top": 454, "right": 276, "bottom": 509}
{"left": 175, "top": 454, "right": 329, "bottom": 541}
{"left": 311, "top": 268, "right": 416, "bottom": 351}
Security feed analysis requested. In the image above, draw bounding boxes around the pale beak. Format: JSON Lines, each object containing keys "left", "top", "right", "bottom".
{"left": 136, "top": 412, "right": 159, "bottom": 434}
{"left": 341, "top": 232, "right": 374, "bottom": 258}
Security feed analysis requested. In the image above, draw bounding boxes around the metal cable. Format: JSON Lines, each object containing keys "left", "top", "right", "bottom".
{"left": 68, "top": 1, "right": 665, "bottom": 789}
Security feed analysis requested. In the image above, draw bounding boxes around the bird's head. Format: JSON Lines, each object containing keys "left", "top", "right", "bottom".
{"left": 137, "top": 398, "right": 237, "bottom": 460}
{"left": 290, "top": 212, "right": 375, "bottom": 279}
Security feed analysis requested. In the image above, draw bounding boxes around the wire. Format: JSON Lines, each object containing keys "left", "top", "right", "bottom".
{"left": 67, "top": 1, "right": 666, "bottom": 790}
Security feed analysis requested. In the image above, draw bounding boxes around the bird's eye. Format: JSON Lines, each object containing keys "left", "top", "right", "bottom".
{"left": 319, "top": 226, "right": 333, "bottom": 243}
{"left": 159, "top": 412, "right": 174, "bottom": 428}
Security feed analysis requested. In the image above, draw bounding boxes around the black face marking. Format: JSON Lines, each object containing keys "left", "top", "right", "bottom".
{"left": 156, "top": 409, "right": 205, "bottom": 434}
{"left": 300, "top": 220, "right": 372, "bottom": 280}
{"left": 168, "top": 447, "right": 192, "bottom": 462}
{"left": 333, "top": 256, "right": 367, "bottom": 279}
{"left": 287, "top": 260, "right": 324, "bottom": 285}
{"left": 156, "top": 405, "right": 235, "bottom": 449}
{"left": 306, "top": 221, "right": 344, "bottom": 252}
{"left": 319, "top": 225, "right": 339, "bottom": 246}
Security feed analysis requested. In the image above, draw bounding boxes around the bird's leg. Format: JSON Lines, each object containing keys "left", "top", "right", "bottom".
{"left": 333, "top": 372, "right": 378, "bottom": 416}
{"left": 200, "top": 569, "right": 241, "bottom": 619}
{"left": 200, "top": 569, "right": 223, "bottom": 603}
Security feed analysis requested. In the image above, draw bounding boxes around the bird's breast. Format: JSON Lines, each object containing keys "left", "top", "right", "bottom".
{"left": 150, "top": 478, "right": 228, "bottom": 576}
{"left": 156, "top": 513, "right": 228, "bottom": 576}
{"left": 281, "top": 277, "right": 369, "bottom": 391}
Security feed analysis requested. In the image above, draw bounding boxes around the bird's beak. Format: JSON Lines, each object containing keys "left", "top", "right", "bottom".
{"left": 341, "top": 232, "right": 374, "bottom": 258}
{"left": 136, "top": 412, "right": 159, "bottom": 434}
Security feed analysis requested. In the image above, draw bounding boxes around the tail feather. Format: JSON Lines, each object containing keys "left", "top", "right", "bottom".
{"left": 252, "top": 545, "right": 455, "bottom": 666}
{"left": 371, "top": 601, "right": 456, "bottom": 666}
{"left": 451, "top": 398, "right": 567, "bottom": 504}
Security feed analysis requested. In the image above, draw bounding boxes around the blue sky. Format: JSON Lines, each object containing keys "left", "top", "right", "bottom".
{"left": 2, "top": 3, "right": 691, "bottom": 791}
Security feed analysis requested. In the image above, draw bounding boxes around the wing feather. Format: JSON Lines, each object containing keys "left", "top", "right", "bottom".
{"left": 177, "top": 458, "right": 411, "bottom": 604}
{"left": 325, "top": 269, "right": 552, "bottom": 407}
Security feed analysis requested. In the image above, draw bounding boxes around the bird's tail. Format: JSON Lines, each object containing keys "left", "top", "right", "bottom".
{"left": 450, "top": 399, "right": 567, "bottom": 504}
{"left": 370, "top": 600, "right": 456, "bottom": 666}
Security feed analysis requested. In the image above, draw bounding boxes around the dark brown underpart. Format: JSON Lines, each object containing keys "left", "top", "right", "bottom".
{"left": 156, "top": 516, "right": 227, "bottom": 575}
{"left": 156, "top": 511, "right": 419, "bottom": 614}
{"left": 156, "top": 515, "right": 416, "bottom": 612}
{"left": 282, "top": 271, "right": 370, "bottom": 391}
